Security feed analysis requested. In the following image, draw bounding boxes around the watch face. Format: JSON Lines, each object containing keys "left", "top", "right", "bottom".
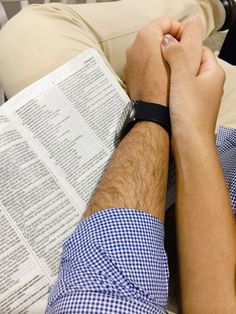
{"left": 115, "top": 100, "right": 135, "bottom": 139}
{"left": 129, "top": 107, "right": 136, "bottom": 120}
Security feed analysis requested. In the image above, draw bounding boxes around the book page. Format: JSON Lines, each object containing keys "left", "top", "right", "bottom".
{"left": 0, "top": 207, "right": 49, "bottom": 314}
{"left": 4, "top": 49, "right": 130, "bottom": 204}
{"left": 0, "top": 108, "right": 84, "bottom": 313}
{"left": 0, "top": 49, "right": 130, "bottom": 313}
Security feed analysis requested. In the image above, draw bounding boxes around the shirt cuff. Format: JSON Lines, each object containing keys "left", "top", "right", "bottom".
{"left": 47, "top": 208, "right": 169, "bottom": 309}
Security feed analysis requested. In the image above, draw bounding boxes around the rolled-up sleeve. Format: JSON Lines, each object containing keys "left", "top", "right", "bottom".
{"left": 46, "top": 208, "right": 169, "bottom": 314}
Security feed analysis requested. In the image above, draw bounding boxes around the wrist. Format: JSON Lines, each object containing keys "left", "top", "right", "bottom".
{"left": 119, "top": 100, "right": 171, "bottom": 140}
{"left": 133, "top": 94, "right": 168, "bottom": 107}
{"left": 173, "top": 128, "right": 216, "bottom": 148}
{"left": 173, "top": 137, "right": 220, "bottom": 189}
{"left": 172, "top": 131, "right": 217, "bottom": 161}
{"left": 133, "top": 121, "right": 170, "bottom": 143}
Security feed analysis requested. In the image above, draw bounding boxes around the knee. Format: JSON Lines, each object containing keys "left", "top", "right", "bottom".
{"left": 0, "top": 3, "right": 89, "bottom": 97}
{"left": 0, "top": 5, "right": 50, "bottom": 97}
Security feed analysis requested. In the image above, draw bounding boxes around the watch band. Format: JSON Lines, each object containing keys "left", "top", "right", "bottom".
{"left": 119, "top": 100, "right": 171, "bottom": 140}
{"left": 135, "top": 101, "right": 171, "bottom": 136}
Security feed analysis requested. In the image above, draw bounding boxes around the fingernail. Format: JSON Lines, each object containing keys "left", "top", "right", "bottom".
{"left": 162, "top": 34, "right": 176, "bottom": 46}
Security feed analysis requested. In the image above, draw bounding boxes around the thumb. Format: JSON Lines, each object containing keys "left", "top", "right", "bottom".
{"left": 198, "top": 47, "right": 225, "bottom": 78}
{"left": 161, "top": 34, "right": 189, "bottom": 77}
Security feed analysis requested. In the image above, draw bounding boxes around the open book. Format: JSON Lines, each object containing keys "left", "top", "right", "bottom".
{"left": 0, "top": 49, "right": 175, "bottom": 313}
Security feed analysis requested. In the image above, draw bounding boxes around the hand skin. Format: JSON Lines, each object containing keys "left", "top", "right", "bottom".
{"left": 162, "top": 36, "right": 236, "bottom": 314}
{"left": 84, "top": 18, "right": 180, "bottom": 222}
{"left": 124, "top": 16, "right": 203, "bottom": 106}
{"left": 85, "top": 17, "right": 204, "bottom": 222}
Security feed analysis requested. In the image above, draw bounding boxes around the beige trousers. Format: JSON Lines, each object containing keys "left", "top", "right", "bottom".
{"left": 0, "top": 0, "right": 235, "bottom": 129}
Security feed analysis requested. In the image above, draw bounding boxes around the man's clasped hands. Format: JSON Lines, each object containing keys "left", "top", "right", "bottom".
{"left": 124, "top": 16, "right": 225, "bottom": 149}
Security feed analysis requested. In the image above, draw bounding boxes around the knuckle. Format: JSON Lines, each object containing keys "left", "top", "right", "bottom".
{"left": 152, "top": 16, "right": 172, "bottom": 29}
{"left": 137, "top": 27, "right": 148, "bottom": 40}
{"left": 137, "top": 24, "right": 155, "bottom": 42}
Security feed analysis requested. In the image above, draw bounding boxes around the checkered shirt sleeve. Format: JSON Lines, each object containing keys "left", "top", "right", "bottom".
{"left": 45, "top": 208, "right": 169, "bottom": 314}
{"left": 217, "top": 126, "right": 236, "bottom": 216}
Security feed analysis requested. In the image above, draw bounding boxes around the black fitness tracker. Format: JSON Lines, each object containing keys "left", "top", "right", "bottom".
{"left": 117, "top": 100, "right": 171, "bottom": 140}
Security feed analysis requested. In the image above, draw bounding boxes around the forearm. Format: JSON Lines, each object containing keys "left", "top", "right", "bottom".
{"left": 84, "top": 121, "right": 169, "bottom": 223}
{"left": 174, "top": 134, "right": 236, "bottom": 314}
{"left": 47, "top": 121, "right": 170, "bottom": 312}
{"left": 47, "top": 122, "right": 171, "bottom": 314}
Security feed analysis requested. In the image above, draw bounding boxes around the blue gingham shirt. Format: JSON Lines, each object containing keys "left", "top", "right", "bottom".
{"left": 46, "top": 127, "right": 236, "bottom": 314}
{"left": 217, "top": 126, "right": 236, "bottom": 216}
{"left": 46, "top": 208, "right": 169, "bottom": 313}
